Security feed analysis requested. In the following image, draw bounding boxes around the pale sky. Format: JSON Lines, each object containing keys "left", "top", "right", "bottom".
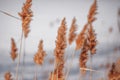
{"left": 0, "top": 0, "right": 120, "bottom": 53}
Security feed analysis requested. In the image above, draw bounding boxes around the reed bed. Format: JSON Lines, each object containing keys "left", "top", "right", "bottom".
{"left": 2, "top": 0, "right": 120, "bottom": 80}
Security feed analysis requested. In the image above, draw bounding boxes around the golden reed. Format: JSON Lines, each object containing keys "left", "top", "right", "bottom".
{"left": 34, "top": 40, "right": 46, "bottom": 65}
{"left": 49, "top": 18, "right": 67, "bottom": 80}
{"left": 10, "top": 38, "right": 18, "bottom": 61}
{"left": 18, "top": 0, "right": 33, "bottom": 38}
{"left": 68, "top": 17, "right": 77, "bottom": 45}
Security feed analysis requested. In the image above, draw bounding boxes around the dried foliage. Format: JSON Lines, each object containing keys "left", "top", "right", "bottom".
{"left": 10, "top": 38, "right": 18, "bottom": 61}
{"left": 4, "top": 72, "right": 12, "bottom": 80}
{"left": 18, "top": 0, "right": 33, "bottom": 38}
{"left": 34, "top": 40, "right": 46, "bottom": 65}
{"left": 50, "top": 18, "right": 67, "bottom": 80}
{"left": 68, "top": 17, "right": 77, "bottom": 45}
{"left": 108, "top": 59, "right": 120, "bottom": 80}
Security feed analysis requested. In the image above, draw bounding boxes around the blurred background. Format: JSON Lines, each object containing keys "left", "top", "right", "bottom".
{"left": 0, "top": 0, "right": 120, "bottom": 80}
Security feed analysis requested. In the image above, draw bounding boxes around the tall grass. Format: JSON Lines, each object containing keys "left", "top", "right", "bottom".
{"left": 2, "top": 0, "right": 120, "bottom": 80}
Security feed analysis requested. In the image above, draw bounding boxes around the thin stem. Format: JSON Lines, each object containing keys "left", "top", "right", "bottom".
{"left": 0, "top": 10, "right": 20, "bottom": 20}
{"left": 57, "top": 68, "right": 58, "bottom": 80}
{"left": 51, "top": 72, "right": 53, "bottom": 80}
{"left": 52, "top": 58, "right": 56, "bottom": 80}
{"left": 79, "top": 68, "right": 101, "bottom": 73}
{"left": 34, "top": 65, "right": 38, "bottom": 80}
{"left": 16, "top": 31, "right": 23, "bottom": 80}
{"left": 12, "top": 61, "right": 15, "bottom": 80}
{"left": 90, "top": 54, "right": 93, "bottom": 80}
{"left": 21, "top": 37, "right": 26, "bottom": 80}
{"left": 65, "top": 50, "right": 76, "bottom": 80}
{"left": 64, "top": 45, "right": 70, "bottom": 62}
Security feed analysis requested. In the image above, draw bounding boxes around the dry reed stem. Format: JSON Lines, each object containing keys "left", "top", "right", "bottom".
{"left": 18, "top": 0, "right": 33, "bottom": 38}
{"left": 34, "top": 40, "right": 46, "bottom": 65}
{"left": 18, "top": 0, "right": 33, "bottom": 79}
{"left": 118, "top": 8, "right": 120, "bottom": 32}
{"left": 65, "top": 19, "right": 77, "bottom": 76}
{"left": 50, "top": 18, "right": 67, "bottom": 80}
{"left": 87, "top": 24, "right": 97, "bottom": 80}
{"left": 10, "top": 38, "right": 18, "bottom": 61}
{"left": 79, "top": 68, "right": 101, "bottom": 73}
{"left": 16, "top": 31, "right": 23, "bottom": 80}
{"left": 33, "top": 40, "right": 46, "bottom": 80}
{"left": 65, "top": 50, "right": 76, "bottom": 80}
{"left": 87, "top": 0, "right": 98, "bottom": 79}
{"left": 4, "top": 72, "right": 13, "bottom": 80}
{"left": 33, "top": 65, "right": 38, "bottom": 80}
{"left": 0, "top": 10, "right": 20, "bottom": 20}
{"left": 68, "top": 17, "right": 77, "bottom": 45}
{"left": 21, "top": 37, "right": 26, "bottom": 80}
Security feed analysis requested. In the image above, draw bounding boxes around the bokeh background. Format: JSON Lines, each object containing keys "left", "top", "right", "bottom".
{"left": 0, "top": 0, "right": 120, "bottom": 80}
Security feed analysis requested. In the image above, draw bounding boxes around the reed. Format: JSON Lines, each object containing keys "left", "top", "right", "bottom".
{"left": 87, "top": 0, "right": 97, "bottom": 79}
{"left": 18, "top": 0, "right": 33, "bottom": 38}
{"left": 10, "top": 38, "right": 18, "bottom": 61}
{"left": 68, "top": 17, "right": 77, "bottom": 45}
{"left": 34, "top": 40, "right": 46, "bottom": 65}
{"left": 33, "top": 40, "right": 46, "bottom": 80}
{"left": 75, "top": 23, "right": 88, "bottom": 50}
{"left": 16, "top": 0, "right": 33, "bottom": 79}
{"left": 49, "top": 18, "right": 67, "bottom": 80}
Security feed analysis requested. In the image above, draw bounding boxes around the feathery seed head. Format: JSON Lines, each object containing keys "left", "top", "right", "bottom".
{"left": 52, "top": 18, "right": 67, "bottom": 80}
{"left": 34, "top": 40, "right": 46, "bottom": 65}
{"left": 88, "top": 0, "right": 97, "bottom": 24}
{"left": 19, "top": 0, "right": 33, "bottom": 38}
{"left": 68, "top": 17, "right": 77, "bottom": 45}
{"left": 10, "top": 38, "right": 18, "bottom": 61}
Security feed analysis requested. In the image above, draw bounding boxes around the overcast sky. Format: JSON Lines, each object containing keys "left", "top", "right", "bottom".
{"left": 0, "top": 0, "right": 120, "bottom": 53}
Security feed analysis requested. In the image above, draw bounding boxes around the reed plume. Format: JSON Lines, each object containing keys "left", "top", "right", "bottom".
{"left": 76, "top": 23, "right": 88, "bottom": 50}
{"left": 68, "top": 17, "right": 77, "bottom": 45}
{"left": 87, "top": 0, "right": 97, "bottom": 24}
{"left": 87, "top": 1, "right": 98, "bottom": 79}
{"left": 49, "top": 18, "right": 67, "bottom": 80}
{"left": 87, "top": 24, "right": 97, "bottom": 55}
{"left": 18, "top": 0, "right": 33, "bottom": 79}
{"left": 87, "top": 0, "right": 97, "bottom": 52}
{"left": 18, "top": 0, "right": 33, "bottom": 38}
{"left": 108, "top": 59, "right": 120, "bottom": 80}
{"left": 34, "top": 40, "right": 46, "bottom": 65}
{"left": 87, "top": 0, "right": 97, "bottom": 54}
{"left": 10, "top": 38, "right": 18, "bottom": 61}
{"left": 79, "top": 39, "right": 89, "bottom": 75}
{"left": 77, "top": 0, "right": 98, "bottom": 78}
{"left": 4, "top": 72, "right": 13, "bottom": 80}
{"left": 76, "top": 0, "right": 97, "bottom": 51}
